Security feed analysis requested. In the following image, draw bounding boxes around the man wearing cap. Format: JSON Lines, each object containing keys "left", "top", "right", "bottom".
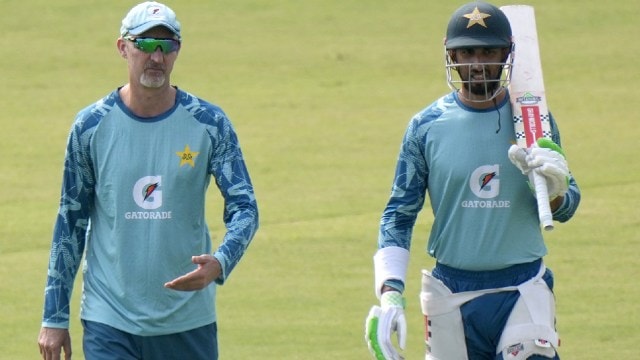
{"left": 37, "top": 2, "right": 259, "bottom": 359}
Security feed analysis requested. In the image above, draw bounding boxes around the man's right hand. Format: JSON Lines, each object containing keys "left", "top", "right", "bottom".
{"left": 38, "top": 327, "right": 71, "bottom": 360}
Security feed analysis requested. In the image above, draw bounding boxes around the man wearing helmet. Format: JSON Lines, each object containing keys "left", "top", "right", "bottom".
{"left": 365, "top": 2, "right": 580, "bottom": 359}
{"left": 444, "top": 1, "right": 514, "bottom": 105}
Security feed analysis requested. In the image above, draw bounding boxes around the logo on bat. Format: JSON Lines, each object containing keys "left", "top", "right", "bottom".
{"left": 516, "top": 92, "right": 542, "bottom": 105}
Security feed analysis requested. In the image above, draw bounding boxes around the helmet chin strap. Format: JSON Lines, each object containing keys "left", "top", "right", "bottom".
{"left": 457, "top": 87, "right": 503, "bottom": 135}
{"left": 493, "top": 97, "right": 502, "bottom": 134}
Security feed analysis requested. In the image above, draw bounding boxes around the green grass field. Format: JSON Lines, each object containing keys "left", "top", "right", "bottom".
{"left": 1, "top": 0, "right": 638, "bottom": 358}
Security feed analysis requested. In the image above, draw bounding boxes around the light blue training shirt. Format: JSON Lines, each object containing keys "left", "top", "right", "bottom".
{"left": 42, "top": 88, "right": 259, "bottom": 336}
{"left": 379, "top": 91, "right": 580, "bottom": 271}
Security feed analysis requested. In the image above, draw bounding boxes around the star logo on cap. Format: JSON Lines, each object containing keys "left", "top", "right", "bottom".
{"left": 463, "top": 6, "right": 491, "bottom": 28}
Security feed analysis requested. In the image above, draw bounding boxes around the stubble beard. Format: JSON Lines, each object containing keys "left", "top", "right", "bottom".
{"left": 464, "top": 80, "right": 500, "bottom": 97}
{"left": 463, "top": 67, "right": 501, "bottom": 97}
{"left": 140, "top": 72, "right": 166, "bottom": 88}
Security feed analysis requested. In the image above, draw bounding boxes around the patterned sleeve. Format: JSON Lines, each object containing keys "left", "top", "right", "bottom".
{"left": 549, "top": 113, "right": 581, "bottom": 222}
{"left": 378, "top": 117, "right": 429, "bottom": 251}
{"left": 42, "top": 115, "right": 95, "bottom": 328}
{"left": 206, "top": 112, "right": 259, "bottom": 284}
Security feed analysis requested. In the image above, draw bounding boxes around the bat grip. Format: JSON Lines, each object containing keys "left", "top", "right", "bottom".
{"left": 531, "top": 170, "right": 554, "bottom": 231}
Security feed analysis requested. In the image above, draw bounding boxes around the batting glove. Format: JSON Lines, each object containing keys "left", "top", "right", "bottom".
{"left": 508, "top": 138, "right": 570, "bottom": 200}
{"left": 365, "top": 291, "right": 406, "bottom": 360}
{"left": 529, "top": 138, "right": 570, "bottom": 199}
{"left": 508, "top": 144, "right": 533, "bottom": 174}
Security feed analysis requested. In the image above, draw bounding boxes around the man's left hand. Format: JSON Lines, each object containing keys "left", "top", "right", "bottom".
{"left": 164, "top": 254, "right": 222, "bottom": 291}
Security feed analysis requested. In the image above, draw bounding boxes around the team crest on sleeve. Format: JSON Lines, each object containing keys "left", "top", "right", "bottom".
{"left": 175, "top": 144, "right": 199, "bottom": 167}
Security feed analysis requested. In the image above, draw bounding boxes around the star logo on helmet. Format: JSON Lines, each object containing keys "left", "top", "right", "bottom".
{"left": 463, "top": 6, "right": 491, "bottom": 28}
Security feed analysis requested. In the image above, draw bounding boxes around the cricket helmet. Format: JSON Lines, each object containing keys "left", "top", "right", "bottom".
{"left": 445, "top": 1, "right": 512, "bottom": 50}
{"left": 443, "top": 2, "right": 515, "bottom": 102}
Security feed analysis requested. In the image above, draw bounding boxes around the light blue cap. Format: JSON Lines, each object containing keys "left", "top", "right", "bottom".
{"left": 120, "top": 1, "right": 181, "bottom": 38}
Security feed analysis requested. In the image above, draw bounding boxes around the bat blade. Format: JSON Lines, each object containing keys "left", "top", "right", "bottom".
{"left": 501, "top": 5, "right": 554, "bottom": 231}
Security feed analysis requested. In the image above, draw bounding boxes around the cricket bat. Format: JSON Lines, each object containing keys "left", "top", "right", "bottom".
{"left": 500, "top": 5, "right": 554, "bottom": 231}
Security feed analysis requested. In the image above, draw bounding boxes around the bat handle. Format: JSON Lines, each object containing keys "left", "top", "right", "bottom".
{"left": 531, "top": 170, "right": 554, "bottom": 231}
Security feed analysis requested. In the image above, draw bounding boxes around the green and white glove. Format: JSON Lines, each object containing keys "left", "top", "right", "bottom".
{"left": 508, "top": 138, "right": 570, "bottom": 200}
{"left": 365, "top": 291, "right": 407, "bottom": 360}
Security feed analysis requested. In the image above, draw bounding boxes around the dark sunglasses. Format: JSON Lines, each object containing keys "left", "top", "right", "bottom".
{"left": 123, "top": 36, "right": 181, "bottom": 54}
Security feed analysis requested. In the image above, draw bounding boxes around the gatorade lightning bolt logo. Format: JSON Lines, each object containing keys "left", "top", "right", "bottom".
{"left": 132, "top": 176, "right": 163, "bottom": 210}
{"left": 469, "top": 165, "right": 500, "bottom": 199}
{"left": 127, "top": 176, "right": 170, "bottom": 219}
{"left": 480, "top": 172, "right": 497, "bottom": 191}
{"left": 143, "top": 183, "right": 159, "bottom": 202}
